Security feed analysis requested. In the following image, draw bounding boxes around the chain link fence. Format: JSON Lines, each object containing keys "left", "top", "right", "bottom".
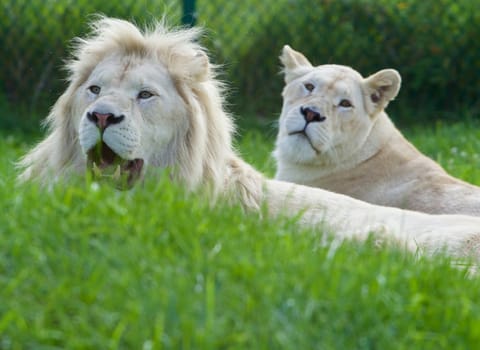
{"left": 1, "top": 0, "right": 480, "bottom": 124}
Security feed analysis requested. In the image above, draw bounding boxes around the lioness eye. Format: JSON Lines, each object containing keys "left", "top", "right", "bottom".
{"left": 88, "top": 85, "right": 101, "bottom": 94}
{"left": 339, "top": 99, "right": 353, "bottom": 108}
{"left": 138, "top": 91, "right": 154, "bottom": 99}
{"left": 304, "top": 83, "right": 315, "bottom": 92}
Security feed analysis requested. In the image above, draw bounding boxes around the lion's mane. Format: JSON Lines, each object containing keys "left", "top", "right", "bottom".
{"left": 17, "top": 16, "right": 263, "bottom": 207}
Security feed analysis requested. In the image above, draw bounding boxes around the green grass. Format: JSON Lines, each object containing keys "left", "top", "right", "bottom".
{"left": 2, "top": 120, "right": 480, "bottom": 349}
{"left": 405, "top": 119, "right": 480, "bottom": 185}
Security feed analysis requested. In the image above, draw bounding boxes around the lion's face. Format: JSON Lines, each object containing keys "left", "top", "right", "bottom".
{"left": 74, "top": 54, "right": 188, "bottom": 188}
{"left": 276, "top": 64, "right": 370, "bottom": 165}
{"left": 18, "top": 18, "right": 234, "bottom": 191}
{"left": 274, "top": 46, "right": 400, "bottom": 166}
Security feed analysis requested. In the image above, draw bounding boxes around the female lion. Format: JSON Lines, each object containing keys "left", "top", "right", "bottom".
{"left": 274, "top": 45, "right": 480, "bottom": 216}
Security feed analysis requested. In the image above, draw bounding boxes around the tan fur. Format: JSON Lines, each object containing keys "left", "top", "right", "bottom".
{"left": 17, "top": 18, "right": 480, "bottom": 260}
{"left": 274, "top": 45, "right": 480, "bottom": 216}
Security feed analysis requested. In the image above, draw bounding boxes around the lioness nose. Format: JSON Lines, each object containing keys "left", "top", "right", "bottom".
{"left": 301, "top": 107, "right": 326, "bottom": 123}
{"left": 87, "top": 111, "right": 125, "bottom": 131}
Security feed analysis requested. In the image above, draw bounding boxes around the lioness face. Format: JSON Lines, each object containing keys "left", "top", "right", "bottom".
{"left": 276, "top": 65, "right": 370, "bottom": 165}
{"left": 275, "top": 46, "right": 400, "bottom": 166}
{"left": 75, "top": 54, "right": 188, "bottom": 188}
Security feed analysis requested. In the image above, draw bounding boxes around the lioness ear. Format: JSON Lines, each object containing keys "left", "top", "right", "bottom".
{"left": 363, "top": 69, "right": 401, "bottom": 115}
{"left": 170, "top": 49, "right": 210, "bottom": 82}
{"left": 280, "top": 45, "right": 313, "bottom": 84}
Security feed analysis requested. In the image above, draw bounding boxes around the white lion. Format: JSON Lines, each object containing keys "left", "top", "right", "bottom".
{"left": 17, "top": 17, "right": 480, "bottom": 259}
{"left": 274, "top": 45, "right": 480, "bottom": 216}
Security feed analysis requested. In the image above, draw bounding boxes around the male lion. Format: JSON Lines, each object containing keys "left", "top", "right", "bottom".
{"left": 17, "top": 17, "right": 480, "bottom": 259}
{"left": 274, "top": 45, "right": 480, "bottom": 216}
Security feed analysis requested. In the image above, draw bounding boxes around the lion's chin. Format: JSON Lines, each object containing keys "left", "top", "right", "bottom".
{"left": 287, "top": 131, "right": 321, "bottom": 155}
{"left": 87, "top": 142, "right": 144, "bottom": 190}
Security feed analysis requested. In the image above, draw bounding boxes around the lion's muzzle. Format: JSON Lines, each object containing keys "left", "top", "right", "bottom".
{"left": 80, "top": 106, "right": 144, "bottom": 190}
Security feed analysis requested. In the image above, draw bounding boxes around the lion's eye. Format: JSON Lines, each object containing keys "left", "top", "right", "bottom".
{"left": 339, "top": 99, "right": 353, "bottom": 108}
{"left": 88, "top": 85, "right": 101, "bottom": 95}
{"left": 138, "top": 91, "right": 154, "bottom": 99}
{"left": 304, "top": 83, "right": 315, "bottom": 92}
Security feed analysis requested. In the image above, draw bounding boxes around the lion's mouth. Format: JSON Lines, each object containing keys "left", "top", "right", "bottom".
{"left": 87, "top": 142, "right": 144, "bottom": 189}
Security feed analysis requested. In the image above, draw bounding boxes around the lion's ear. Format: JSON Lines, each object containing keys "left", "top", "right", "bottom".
{"left": 363, "top": 69, "right": 401, "bottom": 116}
{"left": 189, "top": 50, "right": 210, "bottom": 82}
{"left": 170, "top": 49, "right": 210, "bottom": 83}
{"left": 280, "top": 45, "right": 313, "bottom": 84}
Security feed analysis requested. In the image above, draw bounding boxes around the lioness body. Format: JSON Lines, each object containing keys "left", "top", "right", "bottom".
{"left": 274, "top": 46, "right": 480, "bottom": 216}
{"left": 18, "top": 17, "right": 480, "bottom": 259}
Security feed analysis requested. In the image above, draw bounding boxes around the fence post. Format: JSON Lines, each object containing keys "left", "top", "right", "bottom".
{"left": 182, "top": 0, "right": 196, "bottom": 27}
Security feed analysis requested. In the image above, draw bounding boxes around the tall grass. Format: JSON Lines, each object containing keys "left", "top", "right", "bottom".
{"left": 1, "top": 119, "right": 480, "bottom": 349}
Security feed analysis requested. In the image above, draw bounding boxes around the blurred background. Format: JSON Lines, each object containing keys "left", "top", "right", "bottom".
{"left": 1, "top": 0, "right": 479, "bottom": 131}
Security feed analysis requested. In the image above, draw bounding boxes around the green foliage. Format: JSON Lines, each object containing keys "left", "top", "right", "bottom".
{"left": 0, "top": 0, "right": 179, "bottom": 112}
{"left": 2, "top": 121, "right": 480, "bottom": 348}
{"left": 199, "top": 0, "right": 480, "bottom": 121}
{"left": 2, "top": 0, "right": 480, "bottom": 128}
{"left": 405, "top": 119, "right": 480, "bottom": 185}
{"left": 1, "top": 0, "right": 479, "bottom": 129}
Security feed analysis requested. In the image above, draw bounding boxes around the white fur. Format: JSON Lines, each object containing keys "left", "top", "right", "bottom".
{"left": 17, "top": 18, "right": 480, "bottom": 260}
{"left": 274, "top": 45, "right": 480, "bottom": 217}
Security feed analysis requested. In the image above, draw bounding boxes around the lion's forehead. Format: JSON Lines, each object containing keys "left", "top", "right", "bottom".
{"left": 308, "top": 69, "right": 361, "bottom": 90}
{"left": 285, "top": 67, "right": 364, "bottom": 102}
{"left": 313, "top": 64, "right": 363, "bottom": 79}
{"left": 87, "top": 54, "right": 173, "bottom": 92}
{"left": 306, "top": 68, "right": 362, "bottom": 98}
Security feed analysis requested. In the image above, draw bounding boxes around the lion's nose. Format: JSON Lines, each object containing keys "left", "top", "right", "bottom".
{"left": 301, "top": 107, "right": 326, "bottom": 123}
{"left": 87, "top": 111, "right": 125, "bottom": 131}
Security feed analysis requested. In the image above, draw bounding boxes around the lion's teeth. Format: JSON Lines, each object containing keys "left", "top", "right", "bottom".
{"left": 92, "top": 162, "right": 102, "bottom": 177}
{"left": 113, "top": 165, "right": 121, "bottom": 180}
